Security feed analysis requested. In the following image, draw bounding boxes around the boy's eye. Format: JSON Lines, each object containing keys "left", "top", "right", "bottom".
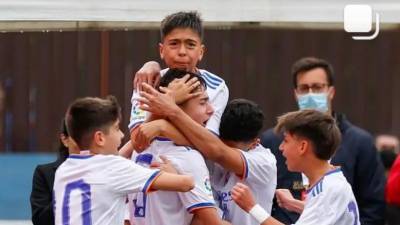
{"left": 187, "top": 42, "right": 196, "bottom": 48}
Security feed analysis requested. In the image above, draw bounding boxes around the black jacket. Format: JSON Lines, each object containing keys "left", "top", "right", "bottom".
{"left": 260, "top": 113, "right": 386, "bottom": 225}
{"left": 30, "top": 159, "right": 63, "bottom": 225}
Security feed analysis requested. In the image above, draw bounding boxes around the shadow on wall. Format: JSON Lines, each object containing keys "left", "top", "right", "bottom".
{"left": 0, "top": 153, "right": 56, "bottom": 220}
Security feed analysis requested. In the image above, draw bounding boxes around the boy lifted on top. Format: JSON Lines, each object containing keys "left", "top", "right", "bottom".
{"left": 120, "top": 11, "right": 229, "bottom": 156}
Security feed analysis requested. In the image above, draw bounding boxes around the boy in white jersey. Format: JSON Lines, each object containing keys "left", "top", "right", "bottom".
{"left": 231, "top": 109, "right": 361, "bottom": 225}
{"left": 128, "top": 70, "right": 228, "bottom": 225}
{"left": 119, "top": 11, "right": 229, "bottom": 156}
{"left": 53, "top": 96, "right": 195, "bottom": 225}
{"left": 136, "top": 81, "right": 277, "bottom": 225}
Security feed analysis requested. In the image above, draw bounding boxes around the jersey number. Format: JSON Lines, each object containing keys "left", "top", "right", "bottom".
{"left": 62, "top": 179, "right": 92, "bottom": 225}
{"left": 133, "top": 192, "right": 147, "bottom": 217}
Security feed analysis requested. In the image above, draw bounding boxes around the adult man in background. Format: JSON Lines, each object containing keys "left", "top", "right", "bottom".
{"left": 260, "top": 57, "right": 386, "bottom": 225}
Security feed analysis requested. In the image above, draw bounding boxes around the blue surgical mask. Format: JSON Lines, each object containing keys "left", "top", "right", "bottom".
{"left": 297, "top": 93, "right": 329, "bottom": 112}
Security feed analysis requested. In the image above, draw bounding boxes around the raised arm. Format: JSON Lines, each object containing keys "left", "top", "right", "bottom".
{"left": 151, "top": 172, "right": 194, "bottom": 192}
{"left": 133, "top": 61, "right": 161, "bottom": 90}
{"left": 135, "top": 119, "right": 191, "bottom": 147}
{"left": 275, "top": 189, "right": 305, "bottom": 214}
{"left": 138, "top": 83, "right": 245, "bottom": 177}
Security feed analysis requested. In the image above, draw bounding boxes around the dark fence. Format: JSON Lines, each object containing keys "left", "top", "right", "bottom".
{"left": 1, "top": 27, "right": 399, "bottom": 152}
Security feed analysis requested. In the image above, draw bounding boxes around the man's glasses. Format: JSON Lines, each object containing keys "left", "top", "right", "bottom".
{"left": 296, "top": 83, "right": 329, "bottom": 94}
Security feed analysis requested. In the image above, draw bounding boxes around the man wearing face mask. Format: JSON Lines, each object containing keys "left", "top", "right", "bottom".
{"left": 260, "top": 57, "right": 386, "bottom": 225}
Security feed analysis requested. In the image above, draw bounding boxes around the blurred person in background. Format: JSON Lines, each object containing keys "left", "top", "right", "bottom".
{"left": 30, "top": 119, "right": 71, "bottom": 225}
{"left": 260, "top": 57, "right": 386, "bottom": 225}
{"left": 376, "top": 134, "right": 399, "bottom": 175}
{"left": 382, "top": 135, "right": 400, "bottom": 225}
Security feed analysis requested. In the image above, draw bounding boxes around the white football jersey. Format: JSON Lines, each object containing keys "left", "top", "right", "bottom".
{"left": 54, "top": 154, "right": 160, "bottom": 225}
{"left": 129, "top": 69, "right": 229, "bottom": 135}
{"left": 128, "top": 139, "right": 216, "bottom": 225}
{"left": 209, "top": 144, "right": 277, "bottom": 225}
{"left": 295, "top": 168, "right": 360, "bottom": 225}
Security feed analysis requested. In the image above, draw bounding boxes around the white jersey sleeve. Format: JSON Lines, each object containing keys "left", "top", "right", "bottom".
{"left": 174, "top": 149, "right": 216, "bottom": 213}
{"left": 205, "top": 83, "right": 228, "bottom": 135}
{"left": 128, "top": 90, "right": 149, "bottom": 131}
{"left": 240, "top": 145, "right": 277, "bottom": 186}
{"left": 106, "top": 156, "right": 161, "bottom": 195}
{"left": 129, "top": 68, "right": 167, "bottom": 130}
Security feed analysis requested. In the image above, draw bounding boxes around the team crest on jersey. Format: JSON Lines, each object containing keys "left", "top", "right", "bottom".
{"left": 131, "top": 101, "right": 146, "bottom": 119}
{"left": 204, "top": 177, "right": 213, "bottom": 196}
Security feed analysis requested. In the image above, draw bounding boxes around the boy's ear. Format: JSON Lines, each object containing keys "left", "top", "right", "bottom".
{"left": 159, "top": 43, "right": 164, "bottom": 60}
{"left": 60, "top": 133, "right": 69, "bottom": 148}
{"left": 299, "top": 139, "right": 308, "bottom": 155}
{"left": 198, "top": 44, "right": 205, "bottom": 61}
{"left": 93, "top": 131, "right": 106, "bottom": 147}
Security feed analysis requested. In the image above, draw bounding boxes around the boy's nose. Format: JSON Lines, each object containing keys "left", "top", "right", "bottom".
{"left": 178, "top": 45, "right": 187, "bottom": 55}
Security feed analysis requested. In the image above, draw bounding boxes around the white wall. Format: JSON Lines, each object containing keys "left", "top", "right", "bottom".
{"left": 0, "top": 0, "right": 399, "bottom": 23}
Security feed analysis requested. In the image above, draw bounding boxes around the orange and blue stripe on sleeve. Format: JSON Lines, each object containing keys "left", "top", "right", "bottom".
{"left": 238, "top": 152, "right": 249, "bottom": 180}
{"left": 187, "top": 202, "right": 215, "bottom": 213}
{"left": 142, "top": 170, "right": 162, "bottom": 194}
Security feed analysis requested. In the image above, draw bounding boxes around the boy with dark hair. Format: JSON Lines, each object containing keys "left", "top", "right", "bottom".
{"left": 136, "top": 82, "right": 276, "bottom": 225}
{"left": 160, "top": 11, "right": 204, "bottom": 42}
{"left": 232, "top": 109, "right": 360, "bottom": 225}
{"left": 128, "top": 70, "right": 228, "bottom": 225}
{"left": 53, "top": 96, "right": 195, "bottom": 225}
{"left": 122, "top": 11, "right": 229, "bottom": 155}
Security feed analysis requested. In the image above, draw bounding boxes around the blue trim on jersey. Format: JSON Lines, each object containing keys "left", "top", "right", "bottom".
{"left": 201, "top": 75, "right": 218, "bottom": 89}
{"left": 187, "top": 202, "right": 215, "bottom": 212}
{"left": 307, "top": 168, "right": 341, "bottom": 195}
{"left": 308, "top": 179, "right": 323, "bottom": 195}
{"left": 208, "top": 129, "right": 219, "bottom": 137}
{"left": 318, "top": 181, "right": 323, "bottom": 194}
{"left": 202, "top": 71, "right": 223, "bottom": 83}
{"left": 240, "top": 152, "right": 249, "bottom": 179}
{"left": 142, "top": 170, "right": 161, "bottom": 193}
{"left": 155, "top": 137, "right": 172, "bottom": 141}
{"left": 68, "top": 155, "right": 94, "bottom": 159}
{"left": 325, "top": 167, "right": 341, "bottom": 176}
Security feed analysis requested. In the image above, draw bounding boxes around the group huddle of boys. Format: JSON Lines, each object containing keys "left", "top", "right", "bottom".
{"left": 53, "top": 11, "right": 361, "bottom": 225}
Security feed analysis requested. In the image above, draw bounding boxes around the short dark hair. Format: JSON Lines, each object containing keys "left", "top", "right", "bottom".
{"left": 160, "top": 11, "right": 203, "bottom": 41}
{"left": 219, "top": 99, "right": 264, "bottom": 142}
{"left": 274, "top": 109, "right": 341, "bottom": 160}
{"left": 158, "top": 68, "right": 206, "bottom": 92}
{"left": 291, "top": 57, "right": 335, "bottom": 88}
{"left": 66, "top": 96, "right": 121, "bottom": 150}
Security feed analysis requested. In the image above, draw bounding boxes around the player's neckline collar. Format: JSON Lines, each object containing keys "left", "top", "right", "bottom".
{"left": 306, "top": 167, "right": 341, "bottom": 193}
{"left": 69, "top": 150, "right": 97, "bottom": 159}
{"left": 69, "top": 154, "right": 94, "bottom": 159}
